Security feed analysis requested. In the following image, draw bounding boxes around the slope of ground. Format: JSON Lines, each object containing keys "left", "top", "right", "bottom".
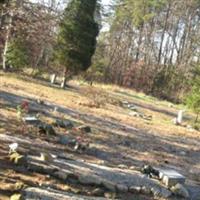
{"left": 0, "top": 71, "right": 200, "bottom": 199}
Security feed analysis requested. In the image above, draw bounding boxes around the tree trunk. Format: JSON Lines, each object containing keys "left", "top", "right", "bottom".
{"left": 135, "top": 24, "right": 143, "bottom": 63}
{"left": 157, "top": 3, "right": 171, "bottom": 64}
{"left": 2, "top": 9, "right": 13, "bottom": 71}
{"left": 2, "top": 35, "right": 8, "bottom": 70}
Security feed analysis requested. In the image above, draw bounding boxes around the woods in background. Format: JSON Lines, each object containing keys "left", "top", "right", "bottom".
{"left": 89, "top": 0, "right": 200, "bottom": 102}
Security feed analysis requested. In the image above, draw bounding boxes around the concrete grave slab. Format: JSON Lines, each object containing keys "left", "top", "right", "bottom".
{"left": 157, "top": 168, "right": 185, "bottom": 187}
{"left": 22, "top": 116, "right": 40, "bottom": 124}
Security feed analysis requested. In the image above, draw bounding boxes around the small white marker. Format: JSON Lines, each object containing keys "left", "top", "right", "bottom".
{"left": 9, "top": 143, "right": 18, "bottom": 153}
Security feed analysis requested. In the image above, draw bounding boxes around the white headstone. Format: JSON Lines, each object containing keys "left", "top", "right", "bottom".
{"left": 61, "top": 77, "right": 66, "bottom": 88}
{"left": 51, "top": 74, "right": 56, "bottom": 84}
{"left": 177, "top": 110, "right": 183, "bottom": 124}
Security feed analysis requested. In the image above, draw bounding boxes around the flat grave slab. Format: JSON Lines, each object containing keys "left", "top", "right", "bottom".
{"left": 157, "top": 168, "right": 186, "bottom": 187}
{"left": 22, "top": 116, "right": 41, "bottom": 125}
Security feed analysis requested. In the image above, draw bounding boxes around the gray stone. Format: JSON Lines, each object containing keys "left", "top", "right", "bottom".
{"left": 129, "top": 186, "right": 141, "bottom": 193}
{"left": 129, "top": 111, "right": 140, "bottom": 117}
{"left": 118, "top": 164, "right": 128, "bottom": 169}
{"left": 130, "top": 106, "right": 138, "bottom": 111}
{"left": 91, "top": 188, "right": 105, "bottom": 196}
{"left": 59, "top": 135, "right": 76, "bottom": 146}
{"left": 179, "top": 151, "right": 187, "bottom": 156}
{"left": 55, "top": 119, "right": 74, "bottom": 129}
{"left": 102, "top": 180, "right": 116, "bottom": 192}
{"left": 61, "top": 77, "right": 67, "bottom": 88}
{"left": 160, "top": 188, "right": 172, "bottom": 198}
{"left": 27, "top": 160, "right": 55, "bottom": 175}
{"left": 54, "top": 171, "right": 68, "bottom": 181}
{"left": 24, "top": 187, "right": 107, "bottom": 200}
{"left": 116, "top": 184, "right": 128, "bottom": 192}
{"left": 151, "top": 187, "right": 172, "bottom": 198}
{"left": 171, "top": 183, "right": 189, "bottom": 198}
{"left": 78, "top": 175, "right": 101, "bottom": 185}
{"left": 151, "top": 187, "right": 160, "bottom": 196}
{"left": 157, "top": 168, "right": 185, "bottom": 187}
{"left": 122, "top": 100, "right": 129, "bottom": 104}
{"left": 141, "top": 186, "right": 151, "bottom": 195}
{"left": 104, "top": 192, "right": 116, "bottom": 199}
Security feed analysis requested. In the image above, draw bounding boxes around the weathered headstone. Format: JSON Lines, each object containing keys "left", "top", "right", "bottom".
{"left": 22, "top": 116, "right": 40, "bottom": 125}
{"left": 173, "top": 110, "right": 184, "bottom": 125}
{"left": 177, "top": 110, "right": 183, "bottom": 124}
{"left": 50, "top": 74, "right": 57, "bottom": 84}
{"left": 158, "top": 168, "right": 185, "bottom": 187}
{"left": 61, "top": 77, "right": 67, "bottom": 88}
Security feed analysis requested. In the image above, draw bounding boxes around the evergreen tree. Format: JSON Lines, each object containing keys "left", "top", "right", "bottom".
{"left": 55, "top": 0, "right": 99, "bottom": 86}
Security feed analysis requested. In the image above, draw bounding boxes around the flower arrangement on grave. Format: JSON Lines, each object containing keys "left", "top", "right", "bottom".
{"left": 17, "top": 100, "right": 29, "bottom": 118}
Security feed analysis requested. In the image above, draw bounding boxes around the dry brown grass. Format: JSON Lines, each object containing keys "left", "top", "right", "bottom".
{"left": 0, "top": 71, "right": 199, "bottom": 139}
{"left": 0, "top": 71, "right": 200, "bottom": 193}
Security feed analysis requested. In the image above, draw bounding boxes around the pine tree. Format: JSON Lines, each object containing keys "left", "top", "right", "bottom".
{"left": 55, "top": 0, "right": 99, "bottom": 87}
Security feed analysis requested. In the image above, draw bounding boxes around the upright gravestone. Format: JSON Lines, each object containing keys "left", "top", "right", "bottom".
{"left": 173, "top": 110, "right": 184, "bottom": 125}
{"left": 50, "top": 74, "right": 57, "bottom": 84}
{"left": 177, "top": 110, "right": 183, "bottom": 124}
{"left": 61, "top": 77, "right": 67, "bottom": 88}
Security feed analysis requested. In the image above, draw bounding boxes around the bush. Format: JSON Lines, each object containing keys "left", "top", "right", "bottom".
{"left": 186, "top": 64, "right": 200, "bottom": 123}
{"left": 7, "top": 37, "right": 29, "bottom": 68}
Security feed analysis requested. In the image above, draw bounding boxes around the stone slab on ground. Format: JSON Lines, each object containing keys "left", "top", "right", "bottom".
{"left": 0, "top": 133, "right": 172, "bottom": 198}
{"left": 22, "top": 116, "right": 40, "bottom": 125}
{"left": 1, "top": 132, "right": 200, "bottom": 199}
{"left": 157, "top": 168, "right": 186, "bottom": 187}
{"left": 30, "top": 158, "right": 173, "bottom": 198}
{"left": 23, "top": 187, "right": 107, "bottom": 200}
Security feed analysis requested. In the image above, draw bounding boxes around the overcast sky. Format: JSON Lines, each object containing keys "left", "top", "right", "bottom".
{"left": 101, "top": 0, "right": 111, "bottom": 6}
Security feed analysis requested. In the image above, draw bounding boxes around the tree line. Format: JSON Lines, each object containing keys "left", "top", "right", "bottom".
{"left": 89, "top": 0, "right": 200, "bottom": 103}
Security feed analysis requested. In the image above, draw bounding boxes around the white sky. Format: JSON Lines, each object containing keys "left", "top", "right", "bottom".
{"left": 102, "top": 0, "right": 111, "bottom": 6}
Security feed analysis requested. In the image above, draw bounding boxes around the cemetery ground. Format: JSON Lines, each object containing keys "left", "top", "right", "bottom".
{"left": 0, "top": 71, "right": 200, "bottom": 200}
